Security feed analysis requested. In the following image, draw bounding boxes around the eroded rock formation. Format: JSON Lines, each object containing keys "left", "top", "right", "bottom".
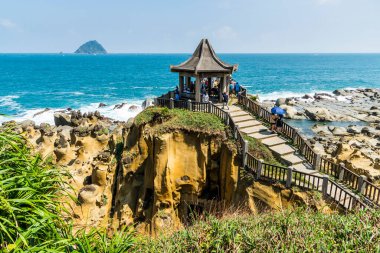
{"left": 2, "top": 108, "right": 331, "bottom": 235}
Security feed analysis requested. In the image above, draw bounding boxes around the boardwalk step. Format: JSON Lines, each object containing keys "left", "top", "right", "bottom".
{"left": 292, "top": 163, "right": 314, "bottom": 172}
{"left": 233, "top": 115, "right": 255, "bottom": 123}
{"left": 236, "top": 120, "right": 262, "bottom": 129}
{"left": 281, "top": 153, "right": 304, "bottom": 166}
{"left": 248, "top": 130, "right": 277, "bottom": 140}
{"left": 230, "top": 111, "right": 249, "bottom": 117}
{"left": 269, "top": 144, "right": 295, "bottom": 156}
{"left": 261, "top": 136, "right": 287, "bottom": 147}
{"left": 244, "top": 125, "right": 268, "bottom": 135}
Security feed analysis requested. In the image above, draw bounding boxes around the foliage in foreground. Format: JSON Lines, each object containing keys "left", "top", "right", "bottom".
{"left": 0, "top": 130, "right": 135, "bottom": 252}
{"left": 136, "top": 208, "right": 380, "bottom": 253}
{"left": 134, "top": 107, "right": 226, "bottom": 134}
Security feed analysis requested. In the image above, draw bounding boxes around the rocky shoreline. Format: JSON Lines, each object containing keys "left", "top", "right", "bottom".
{"left": 262, "top": 88, "right": 380, "bottom": 122}
{"left": 261, "top": 88, "right": 380, "bottom": 182}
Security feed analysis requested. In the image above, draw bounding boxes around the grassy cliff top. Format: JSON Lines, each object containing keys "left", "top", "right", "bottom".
{"left": 135, "top": 208, "right": 380, "bottom": 252}
{"left": 134, "top": 107, "right": 226, "bottom": 134}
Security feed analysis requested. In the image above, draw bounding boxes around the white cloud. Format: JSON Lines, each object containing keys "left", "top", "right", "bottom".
{"left": 0, "top": 19, "right": 16, "bottom": 29}
{"left": 212, "top": 25, "right": 238, "bottom": 40}
{"left": 316, "top": 0, "right": 341, "bottom": 5}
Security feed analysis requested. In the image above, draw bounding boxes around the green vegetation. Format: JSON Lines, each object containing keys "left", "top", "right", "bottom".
{"left": 244, "top": 135, "right": 283, "bottom": 166}
{"left": 1, "top": 131, "right": 380, "bottom": 252}
{"left": 248, "top": 94, "right": 259, "bottom": 101}
{"left": 135, "top": 208, "right": 380, "bottom": 252}
{"left": 134, "top": 107, "right": 226, "bottom": 134}
{"left": 0, "top": 130, "right": 135, "bottom": 252}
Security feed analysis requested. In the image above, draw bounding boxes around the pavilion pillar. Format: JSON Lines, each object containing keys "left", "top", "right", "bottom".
{"left": 195, "top": 75, "right": 201, "bottom": 102}
{"left": 179, "top": 75, "right": 184, "bottom": 94}
{"left": 219, "top": 76, "right": 226, "bottom": 102}
{"left": 207, "top": 77, "right": 212, "bottom": 96}
{"left": 186, "top": 76, "right": 191, "bottom": 90}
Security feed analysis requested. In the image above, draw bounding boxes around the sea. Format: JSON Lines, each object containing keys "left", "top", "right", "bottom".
{"left": 1, "top": 53, "right": 380, "bottom": 128}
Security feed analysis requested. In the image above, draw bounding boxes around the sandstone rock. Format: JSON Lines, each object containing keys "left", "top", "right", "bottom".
{"left": 305, "top": 107, "right": 332, "bottom": 121}
{"left": 20, "top": 120, "right": 35, "bottom": 131}
{"left": 275, "top": 98, "right": 286, "bottom": 106}
{"left": 332, "top": 127, "right": 349, "bottom": 136}
{"left": 98, "top": 103, "right": 107, "bottom": 108}
{"left": 128, "top": 105, "right": 139, "bottom": 112}
{"left": 114, "top": 103, "right": 128, "bottom": 110}
{"left": 33, "top": 108, "right": 50, "bottom": 118}
{"left": 142, "top": 98, "right": 154, "bottom": 109}
{"left": 54, "top": 112, "right": 71, "bottom": 127}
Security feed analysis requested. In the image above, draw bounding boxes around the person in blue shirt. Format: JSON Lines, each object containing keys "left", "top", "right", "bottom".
{"left": 229, "top": 82, "right": 234, "bottom": 95}
{"left": 235, "top": 82, "right": 240, "bottom": 94}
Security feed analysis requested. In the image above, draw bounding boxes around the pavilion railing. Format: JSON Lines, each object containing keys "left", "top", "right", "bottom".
{"left": 236, "top": 87, "right": 380, "bottom": 208}
{"left": 153, "top": 88, "right": 373, "bottom": 211}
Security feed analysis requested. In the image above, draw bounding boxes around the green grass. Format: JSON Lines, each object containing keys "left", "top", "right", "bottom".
{"left": 244, "top": 135, "right": 283, "bottom": 166}
{"left": 134, "top": 107, "right": 226, "bottom": 134}
{"left": 134, "top": 208, "right": 380, "bottom": 253}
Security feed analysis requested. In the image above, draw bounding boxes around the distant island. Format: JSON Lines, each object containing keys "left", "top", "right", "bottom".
{"left": 74, "top": 40, "right": 107, "bottom": 54}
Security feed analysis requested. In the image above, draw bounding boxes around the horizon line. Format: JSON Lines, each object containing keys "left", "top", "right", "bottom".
{"left": 1, "top": 52, "right": 380, "bottom": 55}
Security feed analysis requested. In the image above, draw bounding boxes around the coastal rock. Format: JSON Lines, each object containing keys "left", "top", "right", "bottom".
{"left": 98, "top": 103, "right": 107, "bottom": 108}
{"left": 74, "top": 40, "right": 107, "bottom": 54}
{"left": 332, "top": 127, "right": 349, "bottom": 136}
{"left": 142, "top": 98, "right": 154, "bottom": 109}
{"left": 114, "top": 103, "right": 128, "bottom": 110}
{"left": 54, "top": 112, "right": 71, "bottom": 127}
{"left": 33, "top": 108, "right": 50, "bottom": 118}
{"left": 128, "top": 105, "right": 139, "bottom": 112}
{"left": 275, "top": 98, "right": 286, "bottom": 106}
{"left": 305, "top": 107, "right": 332, "bottom": 121}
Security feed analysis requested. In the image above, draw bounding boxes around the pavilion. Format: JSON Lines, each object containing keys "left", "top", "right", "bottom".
{"left": 170, "top": 39, "right": 238, "bottom": 102}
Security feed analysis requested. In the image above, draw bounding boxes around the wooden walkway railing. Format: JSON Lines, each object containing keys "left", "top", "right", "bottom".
{"left": 153, "top": 90, "right": 371, "bottom": 211}
{"left": 237, "top": 88, "right": 380, "bottom": 208}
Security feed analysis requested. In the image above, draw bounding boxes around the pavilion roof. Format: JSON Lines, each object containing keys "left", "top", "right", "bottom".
{"left": 170, "top": 39, "right": 238, "bottom": 74}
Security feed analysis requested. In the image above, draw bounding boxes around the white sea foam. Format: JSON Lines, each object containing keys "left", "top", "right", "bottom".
{"left": 0, "top": 100, "right": 144, "bottom": 126}
{"left": 0, "top": 95, "right": 21, "bottom": 110}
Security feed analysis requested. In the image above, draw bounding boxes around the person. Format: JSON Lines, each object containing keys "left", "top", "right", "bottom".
{"left": 235, "top": 82, "right": 241, "bottom": 94}
{"left": 270, "top": 113, "right": 278, "bottom": 132}
{"left": 175, "top": 86, "right": 179, "bottom": 94}
{"left": 204, "top": 93, "right": 209, "bottom": 103}
{"left": 229, "top": 82, "right": 234, "bottom": 95}
{"left": 276, "top": 114, "right": 284, "bottom": 133}
{"left": 222, "top": 92, "right": 229, "bottom": 110}
{"left": 174, "top": 92, "right": 180, "bottom": 101}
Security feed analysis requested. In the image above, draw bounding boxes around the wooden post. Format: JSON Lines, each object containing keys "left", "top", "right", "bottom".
{"left": 256, "top": 160, "right": 263, "bottom": 180}
{"left": 187, "top": 99, "right": 192, "bottom": 111}
{"left": 358, "top": 175, "right": 367, "bottom": 194}
{"left": 179, "top": 75, "right": 184, "bottom": 95}
{"left": 225, "top": 113, "right": 229, "bottom": 126}
{"left": 338, "top": 164, "right": 345, "bottom": 181}
{"left": 286, "top": 167, "right": 293, "bottom": 188}
{"left": 169, "top": 98, "right": 174, "bottom": 109}
{"left": 322, "top": 176, "right": 329, "bottom": 197}
{"left": 313, "top": 154, "right": 321, "bottom": 171}
{"left": 234, "top": 125, "right": 239, "bottom": 140}
{"left": 242, "top": 140, "right": 249, "bottom": 168}
{"left": 154, "top": 98, "right": 158, "bottom": 106}
{"left": 195, "top": 76, "right": 201, "bottom": 102}
{"left": 208, "top": 101, "right": 212, "bottom": 113}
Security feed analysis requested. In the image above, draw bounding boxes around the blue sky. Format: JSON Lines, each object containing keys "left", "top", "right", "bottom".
{"left": 1, "top": 0, "right": 380, "bottom": 53}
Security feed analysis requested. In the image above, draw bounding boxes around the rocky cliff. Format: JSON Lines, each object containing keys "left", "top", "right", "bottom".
{"left": 3, "top": 107, "right": 331, "bottom": 235}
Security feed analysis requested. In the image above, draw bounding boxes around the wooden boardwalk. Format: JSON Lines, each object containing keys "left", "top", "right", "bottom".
{"left": 217, "top": 103, "right": 363, "bottom": 210}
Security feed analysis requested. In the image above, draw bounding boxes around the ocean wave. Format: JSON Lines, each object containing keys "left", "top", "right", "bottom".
{"left": 0, "top": 100, "right": 144, "bottom": 126}
{"left": 0, "top": 95, "right": 22, "bottom": 111}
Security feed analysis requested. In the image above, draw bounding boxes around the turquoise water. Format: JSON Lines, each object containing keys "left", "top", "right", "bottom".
{"left": 1, "top": 53, "right": 380, "bottom": 123}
